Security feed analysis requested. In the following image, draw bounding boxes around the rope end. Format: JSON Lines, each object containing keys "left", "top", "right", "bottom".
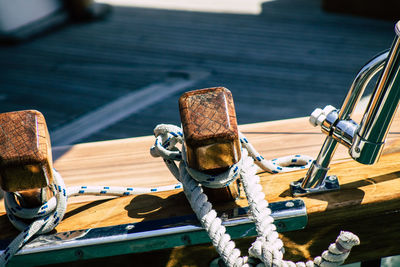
{"left": 150, "top": 146, "right": 160, "bottom": 157}
{"left": 336, "top": 231, "right": 360, "bottom": 251}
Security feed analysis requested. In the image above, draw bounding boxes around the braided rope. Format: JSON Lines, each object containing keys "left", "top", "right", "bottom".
{"left": 183, "top": 145, "right": 242, "bottom": 189}
{"left": 0, "top": 171, "right": 181, "bottom": 267}
{"left": 179, "top": 162, "right": 247, "bottom": 267}
{"left": 239, "top": 132, "right": 313, "bottom": 174}
{"left": 150, "top": 125, "right": 314, "bottom": 183}
{"left": 151, "top": 124, "right": 360, "bottom": 267}
{"left": 1, "top": 170, "right": 67, "bottom": 266}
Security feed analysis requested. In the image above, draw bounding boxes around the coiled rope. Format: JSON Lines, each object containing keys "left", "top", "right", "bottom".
{"left": 151, "top": 124, "right": 360, "bottom": 267}
{"left": 0, "top": 171, "right": 181, "bottom": 266}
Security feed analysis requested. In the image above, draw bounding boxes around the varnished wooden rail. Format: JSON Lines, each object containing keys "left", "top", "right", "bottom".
{"left": 1, "top": 111, "right": 400, "bottom": 266}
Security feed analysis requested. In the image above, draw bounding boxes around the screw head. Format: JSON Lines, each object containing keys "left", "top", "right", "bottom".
{"left": 75, "top": 249, "right": 84, "bottom": 259}
{"left": 309, "top": 108, "right": 323, "bottom": 126}
{"left": 126, "top": 225, "right": 135, "bottom": 230}
{"left": 285, "top": 201, "right": 295, "bottom": 208}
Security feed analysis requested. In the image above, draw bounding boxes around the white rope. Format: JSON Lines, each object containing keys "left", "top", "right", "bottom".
{"left": 151, "top": 124, "right": 360, "bottom": 267}
{"left": 179, "top": 162, "right": 247, "bottom": 266}
{"left": 0, "top": 170, "right": 182, "bottom": 267}
{"left": 183, "top": 145, "right": 242, "bottom": 189}
{"left": 150, "top": 124, "right": 314, "bottom": 186}
{"left": 1, "top": 170, "right": 67, "bottom": 267}
{"left": 239, "top": 132, "right": 313, "bottom": 174}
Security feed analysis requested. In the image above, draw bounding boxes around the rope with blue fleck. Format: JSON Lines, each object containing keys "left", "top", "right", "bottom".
{"left": 151, "top": 124, "right": 360, "bottom": 267}
{"left": 239, "top": 132, "right": 313, "bottom": 174}
{"left": 0, "top": 170, "right": 181, "bottom": 266}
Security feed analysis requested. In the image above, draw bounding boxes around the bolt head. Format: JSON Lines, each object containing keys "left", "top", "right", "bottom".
{"left": 310, "top": 108, "right": 323, "bottom": 126}
{"left": 285, "top": 201, "right": 295, "bottom": 208}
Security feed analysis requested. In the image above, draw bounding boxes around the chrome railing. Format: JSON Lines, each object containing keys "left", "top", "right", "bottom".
{"left": 291, "top": 21, "right": 400, "bottom": 196}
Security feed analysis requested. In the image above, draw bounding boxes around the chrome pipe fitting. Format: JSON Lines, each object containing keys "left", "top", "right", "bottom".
{"left": 291, "top": 21, "right": 400, "bottom": 196}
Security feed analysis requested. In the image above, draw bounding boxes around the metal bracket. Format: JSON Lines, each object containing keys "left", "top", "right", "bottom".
{"left": 290, "top": 175, "right": 340, "bottom": 197}
{"left": 1, "top": 199, "right": 307, "bottom": 267}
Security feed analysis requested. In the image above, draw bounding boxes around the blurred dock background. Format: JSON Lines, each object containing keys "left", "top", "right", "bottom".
{"left": 0, "top": 0, "right": 398, "bottom": 265}
{"left": 0, "top": 0, "right": 395, "bottom": 145}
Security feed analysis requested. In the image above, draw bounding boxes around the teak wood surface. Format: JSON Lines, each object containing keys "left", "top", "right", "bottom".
{"left": 1, "top": 111, "right": 400, "bottom": 266}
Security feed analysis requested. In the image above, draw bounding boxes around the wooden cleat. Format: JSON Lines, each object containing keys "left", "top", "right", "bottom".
{"left": 0, "top": 110, "right": 53, "bottom": 193}
{"left": 179, "top": 87, "right": 241, "bottom": 173}
{"left": 203, "top": 181, "right": 241, "bottom": 202}
{"left": 179, "top": 87, "right": 241, "bottom": 202}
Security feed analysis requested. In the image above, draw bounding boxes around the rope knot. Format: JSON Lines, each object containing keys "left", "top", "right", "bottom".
{"left": 4, "top": 170, "right": 67, "bottom": 235}
{"left": 150, "top": 124, "right": 183, "bottom": 160}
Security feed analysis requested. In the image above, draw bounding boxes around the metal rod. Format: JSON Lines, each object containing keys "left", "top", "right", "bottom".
{"left": 339, "top": 51, "right": 389, "bottom": 119}
{"left": 301, "top": 137, "right": 337, "bottom": 189}
{"left": 300, "top": 51, "right": 388, "bottom": 190}
{"left": 350, "top": 23, "right": 400, "bottom": 164}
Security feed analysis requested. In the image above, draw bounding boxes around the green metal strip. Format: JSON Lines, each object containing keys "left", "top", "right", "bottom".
{"left": 5, "top": 199, "right": 307, "bottom": 266}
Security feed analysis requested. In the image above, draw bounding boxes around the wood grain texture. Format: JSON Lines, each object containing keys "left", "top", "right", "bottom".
{"left": 1, "top": 110, "right": 400, "bottom": 265}
{"left": 179, "top": 87, "right": 241, "bottom": 172}
{"left": 0, "top": 110, "right": 53, "bottom": 192}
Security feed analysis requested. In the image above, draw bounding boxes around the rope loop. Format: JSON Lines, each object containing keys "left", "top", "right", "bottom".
{"left": 1, "top": 170, "right": 67, "bottom": 267}
{"left": 183, "top": 145, "right": 242, "bottom": 188}
{"left": 150, "top": 124, "right": 183, "bottom": 161}
{"left": 4, "top": 170, "right": 67, "bottom": 234}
